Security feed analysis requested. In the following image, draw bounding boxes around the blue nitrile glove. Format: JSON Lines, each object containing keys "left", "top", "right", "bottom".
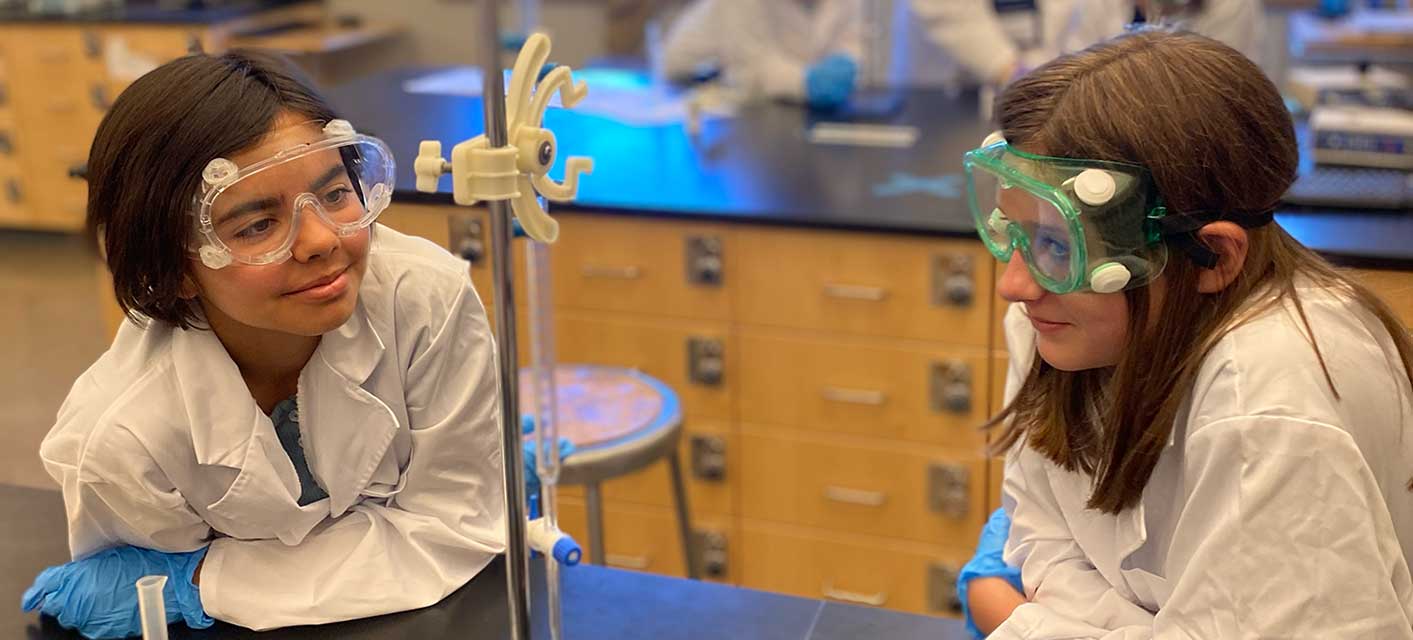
{"left": 957, "top": 507, "right": 1024, "bottom": 640}
{"left": 521, "top": 415, "right": 577, "bottom": 497}
{"left": 805, "top": 53, "right": 857, "bottom": 110}
{"left": 21, "top": 545, "right": 213, "bottom": 640}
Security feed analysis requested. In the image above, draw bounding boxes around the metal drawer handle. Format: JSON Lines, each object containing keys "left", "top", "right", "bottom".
{"left": 821, "top": 386, "right": 886, "bottom": 406}
{"left": 605, "top": 554, "right": 651, "bottom": 570}
{"left": 822, "top": 583, "right": 887, "bottom": 607}
{"left": 581, "top": 265, "right": 642, "bottom": 280}
{"left": 47, "top": 101, "right": 78, "bottom": 114}
{"left": 38, "top": 49, "right": 70, "bottom": 64}
{"left": 823, "top": 485, "right": 887, "bottom": 507}
{"left": 823, "top": 283, "right": 887, "bottom": 302}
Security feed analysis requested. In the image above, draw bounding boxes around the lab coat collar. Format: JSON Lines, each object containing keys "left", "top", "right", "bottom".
{"left": 298, "top": 304, "right": 400, "bottom": 516}
{"left": 310, "top": 301, "right": 385, "bottom": 387}
{"left": 173, "top": 303, "right": 387, "bottom": 471}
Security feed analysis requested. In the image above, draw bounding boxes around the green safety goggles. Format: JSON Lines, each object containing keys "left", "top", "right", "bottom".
{"left": 963, "top": 137, "right": 1170, "bottom": 294}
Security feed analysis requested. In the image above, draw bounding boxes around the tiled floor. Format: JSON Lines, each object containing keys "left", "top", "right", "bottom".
{"left": 0, "top": 230, "right": 107, "bottom": 489}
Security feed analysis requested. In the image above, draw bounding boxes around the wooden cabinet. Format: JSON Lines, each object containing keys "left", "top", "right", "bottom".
{"left": 558, "top": 497, "right": 736, "bottom": 584}
{"left": 739, "top": 522, "right": 970, "bottom": 618}
{"left": 0, "top": 4, "right": 358, "bottom": 232}
{"left": 1356, "top": 269, "right": 1413, "bottom": 330}
{"left": 739, "top": 427, "right": 986, "bottom": 545}
{"left": 560, "top": 419, "right": 736, "bottom": 518}
{"left": 736, "top": 228, "right": 990, "bottom": 345}
{"left": 551, "top": 214, "right": 731, "bottom": 321}
{"left": 556, "top": 310, "right": 734, "bottom": 422}
{"left": 0, "top": 23, "right": 106, "bottom": 230}
{"left": 738, "top": 330, "right": 990, "bottom": 449}
{"left": 373, "top": 212, "right": 996, "bottom": 618}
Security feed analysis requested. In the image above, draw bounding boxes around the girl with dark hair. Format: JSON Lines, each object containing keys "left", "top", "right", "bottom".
{"left": 20, "top": 50, "right": 505, "bottom": 638}
{"left": 957, "top": 28, "right": 1413, "bottom": 638}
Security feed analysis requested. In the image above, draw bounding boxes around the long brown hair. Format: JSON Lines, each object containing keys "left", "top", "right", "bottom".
{"left": 987, "top": 28, "right": 1413, "bottom": 514}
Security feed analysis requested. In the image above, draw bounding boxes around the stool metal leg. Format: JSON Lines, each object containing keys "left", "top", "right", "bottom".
{"left": 586, "top": 482, "right": 605, "bottom": 566}
{"left": 667, "top": 451, "right": 700, "bottom": 579}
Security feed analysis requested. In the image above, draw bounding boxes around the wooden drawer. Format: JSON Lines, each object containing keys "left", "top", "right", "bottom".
{"left": 736, "top": 227, "right": 991, "bottom": 344}
{"left": 7, "top": 27, "right": 106, "bottom": 116}
{"left": 381, "top": 203, "right": 525, "bottom": 305}
{"left": 558, "top": 497, "right": 736, "bottom": 584}
{"left": 1356, "top": 269, "right": 1413, "bottom": 330}
{"left": 13, "top": 91, "right": 103, "bottom": 146}
{"left": 26, "top": 155, "right": 88, "bottom": 231}
{"left": 379, "top": 203, "right": 532, "bottom": 309}
{"left": 560, "top": 420, "right": 736, "bottom": 518}
{"left": 0, "top": 132, "right": 19, "bottom": 177}
{"left": 739, "top": 522, "right": 968, "bottom": 617}
{"left": 551, "top": 213, "right": 731, "bottom": 320}
{"left": 556, "top": 310, "right": 734, "bottom": 422}
{"left": 6, "top": 26, "right": 105, "bottom": 77}
{"left": 0, "top": 175, "right": 28, "bottom": 227}
{"left": 738, "top": 329, "right": 992, "bottom": 449}
{"left": 98, "top": 28, "right": 211, "bottom": 102}
{"left": 99, "top": 27, "right": 205, "bottom": 89}
{"left": 740, "top": 427, "right": 986, "bottom": 546}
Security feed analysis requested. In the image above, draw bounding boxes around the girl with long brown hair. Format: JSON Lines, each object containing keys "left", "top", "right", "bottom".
{"left": 958, "top": 27, "right": 1413, "bottom": 638}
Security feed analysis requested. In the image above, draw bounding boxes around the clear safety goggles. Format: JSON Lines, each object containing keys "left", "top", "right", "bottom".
{"left": 191, "top": 120, "right": 395, "bottom": 269}
{"left": 964, "top": 136, "right": 1169, "bottom": 294}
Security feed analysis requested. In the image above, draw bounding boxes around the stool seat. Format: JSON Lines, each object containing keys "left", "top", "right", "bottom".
{"left": 517, "top": 364, "right": 698, "bottom": 578}
{"left": 518, "top": 365, "right": 683, "bottom": 485}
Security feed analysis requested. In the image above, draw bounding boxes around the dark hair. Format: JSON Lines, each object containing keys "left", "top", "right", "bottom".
{"left": 986, "top": 28, "right": 1413, "bottom": 512}
{"left": 87, "top": 49, "right": 339, "bottom": 328}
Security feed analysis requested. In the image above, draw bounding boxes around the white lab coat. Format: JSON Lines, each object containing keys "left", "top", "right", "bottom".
{"left": 38, "top": 226, "right": 506, "bottom": 630}
{"left": 906, "top": 0, "right": 1265, "bottom": 86}
{"left": 992, "top": 283, "right": 1413, "bottom": 638}
{"left": 659, "top": 0, "right": 865, "bottom": 100}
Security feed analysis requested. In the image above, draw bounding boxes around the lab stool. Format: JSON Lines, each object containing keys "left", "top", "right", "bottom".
{"left": 519, "top": 365, "right": 699, "bottom": 579}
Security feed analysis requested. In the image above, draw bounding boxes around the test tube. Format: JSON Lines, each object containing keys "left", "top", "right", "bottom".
{"left": 136, "top": 575, "right": 168, "bottom": 640}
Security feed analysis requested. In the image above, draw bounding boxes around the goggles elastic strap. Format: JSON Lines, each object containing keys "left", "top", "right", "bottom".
{"left": 1155, "top": 207, "right": 1276, "bottom": 269}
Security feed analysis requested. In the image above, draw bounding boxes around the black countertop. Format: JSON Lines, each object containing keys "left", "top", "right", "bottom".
{"left": 326, "top": 67, "right": 1413, "bottom": 271}
{"left": 2, "top": 484, "right": 966, "bottom": 639}
{"left": 0, "top": 0, "right": 308, "bottom": 25}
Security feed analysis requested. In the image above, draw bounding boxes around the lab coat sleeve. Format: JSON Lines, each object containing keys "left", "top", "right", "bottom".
{"left": 909, "top": 0, "right": 1019, "bottom": 84}
{"left": 199, "top": 277, "right": 505, "bottom": 630}
{"left": 834, "top": 0, "right": 867, "bottom": 62}
{"left": 994, "top": 445, "right": 1157, "bottom": 640}
{"left": 40, "top": 422, "right": 212, "bottom": 559}
{"left": 994, "top": 416, "right": 1413, "bottom": 639}
{"left": 660, "top": 0, "right": 729, "bottom": 80}
{"left": 664, "top": 0, "right": 806, "bottom": 99}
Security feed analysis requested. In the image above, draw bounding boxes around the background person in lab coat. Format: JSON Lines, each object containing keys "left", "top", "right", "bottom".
{"left": 907, "top": 0, "right": 1265, "bottom": 88}
{"left": 19, "top": 50, "right": 506, "bottom": 638}
{"left": 658, "top": 0, "right": 1262, "bottom": 110}
{"left": 659, "top": 0, "right": 865, "bottom": 108}
{"left": 962, "top": 28, "right": 1413, "bottom": 638}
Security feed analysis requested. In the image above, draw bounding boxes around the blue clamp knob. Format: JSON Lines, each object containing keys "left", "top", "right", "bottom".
{"left": 553, "top": 535, "right": 582, "bottom": 566}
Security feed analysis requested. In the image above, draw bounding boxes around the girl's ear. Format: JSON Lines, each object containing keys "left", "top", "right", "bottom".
{"left": 1194, "top": 222, "right": 1249, "bottom": 294}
